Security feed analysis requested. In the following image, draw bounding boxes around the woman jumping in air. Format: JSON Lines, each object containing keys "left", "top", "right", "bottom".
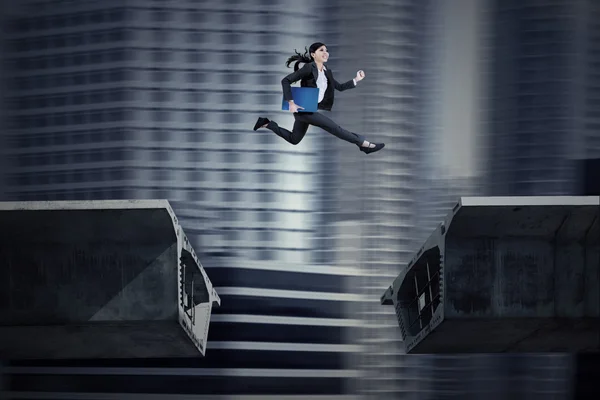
{"left": 253, "top": 42, "right": 385, "bottom": 154}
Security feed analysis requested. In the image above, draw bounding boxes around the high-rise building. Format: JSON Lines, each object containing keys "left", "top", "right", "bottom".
{"left": 411, "top": 1, "right": 588, "bottom": 398}
{"left": 0, "top": 0, "right": 10, "bottom": 202}
{"left": 316, "top": 0, "right": 433, "bottom": 397}
{"left": 3, "top": 0, "right": 324, "bottom": 264}
{"left": 483, "top": 0, "right": 600, "bottom": 196}
{"left": 1, "top": 0, "right": 366, "bottom": 397}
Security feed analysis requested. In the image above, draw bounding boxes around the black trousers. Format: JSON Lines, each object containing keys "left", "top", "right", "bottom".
{"left": 266, "top": 111, "right": 365, "bottom": 146}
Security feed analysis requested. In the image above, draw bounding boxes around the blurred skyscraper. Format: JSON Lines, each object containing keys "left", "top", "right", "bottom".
{"left": 1, "top": 0, "right": 589, "bottom": 398}
{"left": 413, "top": 1, "right": 586, "bottom": 398}
{"left": 316, "top": 0, "right": 433, "bottom": 397}
{"left": 482, "top": 0, "right": 600, "bottom": 196}
{"left": 0, "top": 0, "right": 9, "bottom": 202}
{"left": 1, "top": 0, "right": 363, "bottom": 397}
{"left": 2, "top": 0, "right": 323, "bottom": 264}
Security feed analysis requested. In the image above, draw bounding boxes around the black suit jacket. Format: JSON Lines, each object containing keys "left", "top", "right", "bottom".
{"left": 281, "top": 61, "right": 356, "bottom": 111}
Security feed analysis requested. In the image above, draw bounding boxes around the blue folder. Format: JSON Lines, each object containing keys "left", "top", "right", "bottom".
{"left": 281, "top": 87, "right": 319, "bottom": 112}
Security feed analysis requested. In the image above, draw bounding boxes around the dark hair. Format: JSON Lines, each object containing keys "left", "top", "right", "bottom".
{"left": 285, "top": 42, "right": 326, "bottom": 71}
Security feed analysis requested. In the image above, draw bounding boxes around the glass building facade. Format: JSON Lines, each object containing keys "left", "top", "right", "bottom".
{"left": 2, "top": 0, "right": 363, "bottom": 397}
{"left": 2, "top": 0, "right": 590, "bottom": 398}
{"left": 3, "top": 0, "right": 323, "bottom": 264}
{"left": 482, "top": 0, "right": 600, "bottom": 196}
{"left": 316, "top": 0, "right": 432, "bottom": 397}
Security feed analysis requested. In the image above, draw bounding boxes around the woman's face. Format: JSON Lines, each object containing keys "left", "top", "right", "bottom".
{"left": 311, "top": 45, "right": 329, "bottom": 63}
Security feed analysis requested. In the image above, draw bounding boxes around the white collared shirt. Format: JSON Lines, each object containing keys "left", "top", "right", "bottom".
{"left": 316, "top": 65, "right": 358, "bottom": 103}
{"left": 316, "top": 65, "right": 328, "bottom": 103}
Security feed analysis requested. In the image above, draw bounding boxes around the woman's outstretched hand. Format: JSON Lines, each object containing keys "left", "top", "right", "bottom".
{"left": 355, "top": 70, "right": 366, "bottom": 82}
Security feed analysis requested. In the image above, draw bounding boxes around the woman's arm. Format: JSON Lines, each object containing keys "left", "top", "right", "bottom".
{"left": 334, "top": 69, "right": 365, "bottom": 91}
{"left": 281, "top": 63, "right": 312, "bottom": 103}
{"left": 333, "top": 78, "right": 356, "bottom": 92}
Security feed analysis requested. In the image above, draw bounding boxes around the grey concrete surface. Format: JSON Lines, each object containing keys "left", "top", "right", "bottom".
{"left": 382, "top": 196, "right": 600, "bottom": 353}
{"left": 0, "top": 200, "right": 220, "bottom": 359}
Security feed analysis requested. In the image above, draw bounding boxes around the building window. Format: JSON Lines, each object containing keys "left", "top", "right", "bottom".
{"left": 110, "top": 89, "right": 125, "bottom": 102}
{"left": 187, "top": 31, "right": 202, "bottom": 43}
{"left": 109, "top": 69, "right": 125, "bottom": 81}
{"left": 187, "top": 51, "right": 204, "bottom": 63}
{"left": 110, "top": 49, "right": 125, "bottom": 62}
{"left": 224, "top": 33, "right": 242, "bottom": 45}
{"left": 153, "top": 10, "right": 171, "bottom": 22}
{"left": 51, "top": 55, "right": 66, "bottom": 68}
{"left": 260, "top": 173, "right": 276, "bottom": 184}
{"left": 153, "top": 50, "right": 171, "bottom": 62}
{"left": 224, "top": 191, "right": 240, "bottom": 202}
{"left": 187, "top": 91, "right": 204, "bottom": 103}
{"left": 224, "top": 152, "right": 240, "bottom": 163}
{"left": 222, "top": 133, "right": 239, "bottom": 144}
{"left": 187, "top": 190, "right": 204, "bottom": 201}
{"left": 187, "top": 131, "right": 204, "bottom": 143}
{"left": 224, "top": 93, "right": 242, "bottom": 104}
{"left": 152, "top": 150, "right": 170, "bottom": 161}
{"left": 90, "top": 71, "right": 105, "bottom": 84}
{"left": 153, "top": 169, "right": 171, "bottom": 181}
{"left": 186, "top": 170, "right": 204, "bottom": 182}
{"left": 151, "top": 90, "right": 170, "bottom": 102}
{"left": 153, "top": 109, "right": 171, "bottom": 122}
{"left": 189, "top": 13, "right": 205, "bottom": 23}
{"left": 259, "top": 191, "right": 274, "bottom": 203}
{"left": 188, "top": 71, "right": 203, "bottom": 83}
{"left": 227, "top": 230, "right": 240, "bottom": 241}
{"left": 258, "top": 152, "right": 276, "bottom": 164}
{"left": 90, "top": 110, "right": 103, "bottom": 123}
{"left": 188, "top": 111, "right": 205, "bottom": 123}
{"left": 153, "top": 70, "right": 170, "bottom": 82}
{"left": 259, "top": 230, "right": 273, "bottom": 242}
{"left": 225, "top": 171, "right": 240, "bottom": 182}
{"left": 258, "top": 211, "right": 275, "bottom": 222}
{"left": 221, "top": 208, "right": 238, "bottom": 222}
{"left": 258, "top": 249, "right": 273, "bottom": 260}
{"left": 152, "top": 130, "right": 169, "bottom": 142}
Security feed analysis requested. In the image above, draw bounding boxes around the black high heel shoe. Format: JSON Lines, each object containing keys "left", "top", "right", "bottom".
{"left": 253, "top": 117, "right": 270, "bottom": 131}
{"left": 360, "top": 142, "right": 385, "bottom": 154}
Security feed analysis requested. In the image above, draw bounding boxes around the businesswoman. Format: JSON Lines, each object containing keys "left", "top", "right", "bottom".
{"left": 253, "top": 42, "right": 385, "bottom": 154}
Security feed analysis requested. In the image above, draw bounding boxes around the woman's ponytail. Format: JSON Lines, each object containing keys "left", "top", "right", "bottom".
{"left": 285, "top": 47, "right": 312, "bottom": 71}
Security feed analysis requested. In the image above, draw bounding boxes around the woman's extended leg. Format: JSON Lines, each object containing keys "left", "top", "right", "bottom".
{"left": 303, "top": 112, "right": 384, "bottom": 153}
{"left": 253, "top": 116, "right": 310, "bottom": 145}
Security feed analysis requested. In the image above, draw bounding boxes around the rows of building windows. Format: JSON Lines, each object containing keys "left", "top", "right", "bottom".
{"left": 11, "top": 106, "right": 287, "bottom": 128}
{"left": 7, "top": 129, "right": 285, "bottom": 159}
{"left": 9, "top": 89, "right": 130, "bottom": 110}
{"left": 8, "top": 47, "right": 262, "bottom": 71}
{"left": 8, "top": 88, "right": 280, "bottom": 110}
{"left": 8, "top": 163, "right": 308, "bottom": 191}
{"left": 10, "top": 26, "right": 281, "bottom": 48}
{"left": 8, "top": 187, "right": 129, "bottom": 201}
{"left": 8, "top": 128, "right": 131, "bottom": 147}
{"left": 9, "top": 148, "right": 131, "bottom": 166}
{"left": 6, "top": 174, "right": 291, "bottom": 207}
{"left": 10, "top": 28, "right": 128, "bottom": 53}
{"left": 7, "top": 6, "right": 296, "bottom": 34}
{"left": 7, "top": 167, "right": 133, "bottom": 185}
{"left": 9, "top": 44, "right": 288, "bottom": 69}
{"left": 9, "top": 68, "right": 277, "bottom": 91}
{"left": 8, "top": 9, "right": 127, "bottom": 34}
{"left": 8, "top": 133, "right": 284, "bottom": 153}
{"left": 8, "top": 142, "right": 298, "bottom": 168}
{"left": 11, "top": 48, "right": 130, "bottom": 70}
{"left": 12, "top": 107, "right": 129, "bottom": 128}
{"left": 10, "top": 68, "right": 129, "bottom": 91}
